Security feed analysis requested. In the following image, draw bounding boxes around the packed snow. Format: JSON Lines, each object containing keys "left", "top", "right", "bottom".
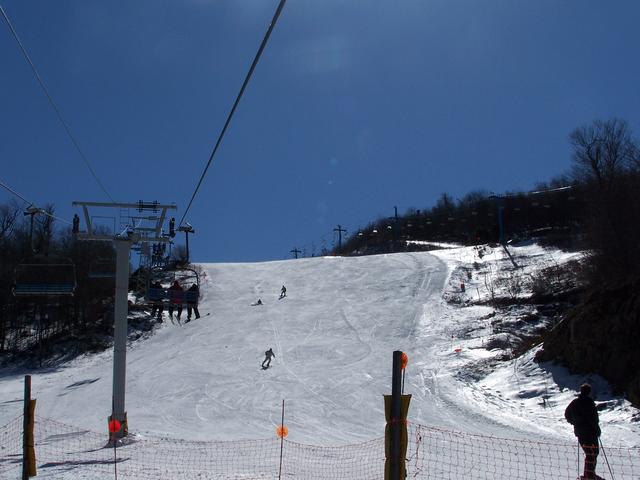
{"left": 1, "top": 243, "right": 638, "bottom": 478}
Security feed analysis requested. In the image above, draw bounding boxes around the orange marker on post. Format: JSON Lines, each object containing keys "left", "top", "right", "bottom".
{"left": 108, "top": 419, "right": 121, "bottom": 434}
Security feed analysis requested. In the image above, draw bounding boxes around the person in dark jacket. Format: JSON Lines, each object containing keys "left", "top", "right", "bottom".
{"left": 262, "top": 348, "right": 275, "bottom": 369}
{"left": 149, "top": 281, "right": 165, "bottom": 319}
{"left": 168, "top": 281, "right": 184, "bottom": 320}
{"left": 185, "top": 284, "right": 200, "bottom": 321}
{"left": 565, "top": 383, "right": 602, "bottom": 479}
{"left": 279, "top": 285, "right": 287, "bottom": 299}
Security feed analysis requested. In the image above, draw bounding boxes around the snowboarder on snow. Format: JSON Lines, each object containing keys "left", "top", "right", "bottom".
{"left": 565, "top": 383, "right": 602, "bottom": 479}
{"left": 251, "top": 299, "right": 263, "bottom": 306}
{"left": 279, "top": 285, "right": 287, "bottom": 299}
{"left": 262, "top": 348, "right": 275, "bottom": 369}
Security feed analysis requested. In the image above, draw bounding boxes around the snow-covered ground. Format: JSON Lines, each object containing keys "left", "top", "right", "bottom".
{"left": 428, "top": 243, "right": 638, "bottom": 445}
{"left": 1, "top": 243, "right": 638, "bottom": 478}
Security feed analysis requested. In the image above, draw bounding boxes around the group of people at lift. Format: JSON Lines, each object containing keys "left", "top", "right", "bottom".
{"left": 149, "top": 281, "right": 200, "bottom": 322}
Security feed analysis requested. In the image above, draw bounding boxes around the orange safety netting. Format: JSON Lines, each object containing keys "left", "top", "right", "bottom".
{"left": 1, "top": 415, "right": 638, "bottom": 479}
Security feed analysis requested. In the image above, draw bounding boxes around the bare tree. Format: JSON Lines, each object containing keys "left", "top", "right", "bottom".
{"left": 630, "top": 142, "right": 640, "bottom": 172}
{"left": 570, "top": 119, "right": 640, "bottom": 281}
{"left": 0, "top": 200, "right": 21, "bottom": 241}
{"left": 171, "top": 244, "right": 189, "bottom": 267}
{"left": 435, "top": 192, "right": 455, "bottom": 212}
{"left": 570, "top": 118, "right": 637, "bottom": 193}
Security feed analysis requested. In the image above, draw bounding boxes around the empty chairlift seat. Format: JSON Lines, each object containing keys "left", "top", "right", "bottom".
{"left": 88, "top": 259, "right": 116, "bottom": 279}
{"left": 13, "top": 262, "right": 77, "bottom": 296}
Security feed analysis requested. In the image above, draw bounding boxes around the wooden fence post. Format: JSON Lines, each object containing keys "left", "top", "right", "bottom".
{"left": 22, "top": 375, "right": 36, "bottom": 479}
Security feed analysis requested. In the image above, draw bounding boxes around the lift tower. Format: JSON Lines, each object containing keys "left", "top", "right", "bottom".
{"left": 72, "top": 200, "right": 176, "bottom": 439}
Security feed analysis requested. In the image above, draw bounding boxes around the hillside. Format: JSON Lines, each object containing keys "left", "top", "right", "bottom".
{"left": 537, "top": 277, "right": 640, "bottom": 407}
{"left": 1, "top": 243, "right": 638, "bottom": 451}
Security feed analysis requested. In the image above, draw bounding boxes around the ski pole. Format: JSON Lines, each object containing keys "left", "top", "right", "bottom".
{"left": 599, "top": 438, "right": 615, "bottom": 480}
{"left": 577, "top": 440, "right": 580, "bottom": 479}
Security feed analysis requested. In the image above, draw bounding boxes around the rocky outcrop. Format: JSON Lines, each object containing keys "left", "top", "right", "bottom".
{"left": 536, "top": 278, "right": 640, "bottom": 407}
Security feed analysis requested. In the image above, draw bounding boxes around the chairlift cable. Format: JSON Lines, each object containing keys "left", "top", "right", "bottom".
{"left": 0, "top": 177, "right": 33, "bottom": 205}
{"left": 0, "top": 177, "right": 72, "bottom": 224}
{"left": 179, "top": 0, "right": 287, "bottom": 228}
{"left": 0, "top": 4, "right": 115, "bottom": 203}
{"left": 37, "top": 209, "right": 72, "bottom": 225}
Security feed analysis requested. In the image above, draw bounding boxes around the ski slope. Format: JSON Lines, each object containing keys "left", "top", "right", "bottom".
{"left": 1, "top": 246, "right": 638, "bottom": 450}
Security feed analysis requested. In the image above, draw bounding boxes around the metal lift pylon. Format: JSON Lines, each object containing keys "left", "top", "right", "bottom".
{"left": 72, "top": 200, "right": 177, "bottom": 440}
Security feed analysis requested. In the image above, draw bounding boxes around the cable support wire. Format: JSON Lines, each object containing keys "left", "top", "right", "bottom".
{"left": 179, "top": 0, "right": 287, "bottom": 227}
{"left": 0, "top": 177, "right": 33, "bottom": 205}
{"left": 0, "top": 177, "right": 71, "bottom": 224}
{"left": 0, "top": 4, "right": 115, "bottom": 203}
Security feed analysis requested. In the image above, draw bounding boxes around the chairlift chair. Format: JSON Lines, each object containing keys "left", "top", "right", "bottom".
{"left": 88, "top": 259, "right": 116, "bottom": 279}
{"left": 13, "top": 259, "right": 77, "bottom": 297}
{"left": 144, "top": 267, "right": 200, "bottom": 305}
{"left": 178, "top": 268, "right": 200, "bottom": 304}
{"left": 144, "top": 267, "right": 168, "bottom": 304}
{"left": 146, "top": 285, "right": 167, "bottom": 303}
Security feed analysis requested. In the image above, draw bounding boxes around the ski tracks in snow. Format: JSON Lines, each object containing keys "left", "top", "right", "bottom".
{"left": 397, "top": 252, "right": 445, "bottom": 343}
{"left": 392, "top": 253, "right": 489, "bottom": 430}
{"left": 338, "top": 307, "right": 372, "bottom": 364}
{"left": 267, "top": 315, "right": 341, "bottom": 410}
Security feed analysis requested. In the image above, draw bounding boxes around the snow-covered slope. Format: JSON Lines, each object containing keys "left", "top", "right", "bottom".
{"left": 1, "top": 245, "right": 638, "bottom": 448}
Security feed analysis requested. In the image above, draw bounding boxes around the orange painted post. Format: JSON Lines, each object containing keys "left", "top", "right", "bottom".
{"left": 401, "top": 352, "right": 408, "bottom": 394}
{"left": 22, "top": 375, "right": 36, "bottom": 478}
{"left": 278, "top": 399, "right": 286, "bottom": 480}
{"left": 22, "top": 375, "right": 30, "bottom": 480}
{"left": 385, "top": 351, "right": 412, "bottom": 480}
{"left": 390, "top": 351, "right": 402, "bottom": 480}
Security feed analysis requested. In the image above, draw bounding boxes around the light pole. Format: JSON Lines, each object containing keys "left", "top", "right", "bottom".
{"left": 333, "top": 224, "right": 347, "bottom": 252}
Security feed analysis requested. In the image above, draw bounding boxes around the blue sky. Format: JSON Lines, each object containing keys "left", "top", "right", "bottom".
{"left": 2, "top": 0, "right": 639, "bottom": 262}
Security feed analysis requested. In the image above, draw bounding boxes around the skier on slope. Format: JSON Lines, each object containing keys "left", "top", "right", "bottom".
{"left": 262, "top": 348, "right": 275, "bottom": 369}
{"left": 565, "top": 383, "right": 603, "bottom": 479}
{"left": 279, "top": 285, "right": 287, "bottom": 299}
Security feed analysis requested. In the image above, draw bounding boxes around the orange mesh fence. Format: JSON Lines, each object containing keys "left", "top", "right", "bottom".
{"left": 0, "top": 416, "right": 23, "bottom": 476}
{"left": 1, "top": 415, "right": 385, "bottom": 479}
{"left": 407, "top": 422, "right": 640, "bottom": 479}
{"left": 1, "top": 415, "right": 639, "bottom": 479}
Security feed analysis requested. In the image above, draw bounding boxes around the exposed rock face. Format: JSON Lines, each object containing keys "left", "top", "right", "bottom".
{"left": 536, "top": 278, "right": 640, "bottom": 407}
